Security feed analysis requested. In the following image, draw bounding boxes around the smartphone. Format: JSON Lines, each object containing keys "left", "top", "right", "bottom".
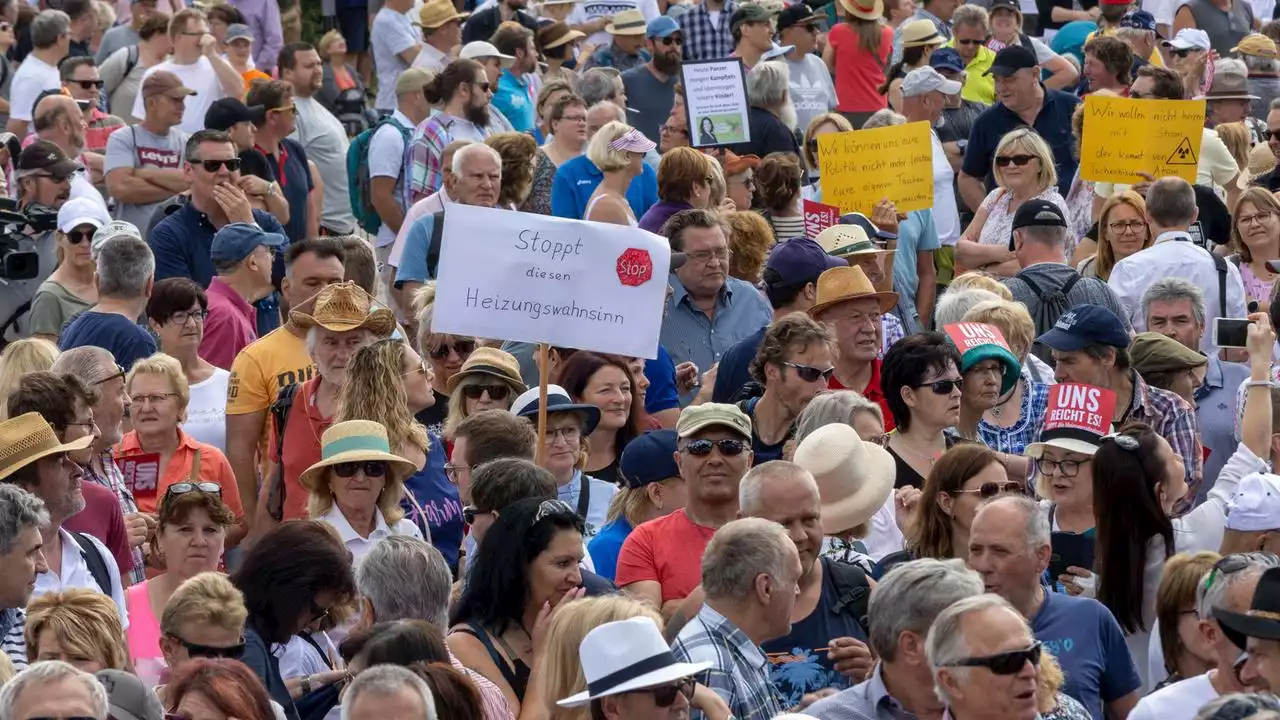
{"left": 1049, "top": 532, "right": 1095, "bottom": 587}
{"left": 1214, "top": 317, "right": 1252, "bottom": 349}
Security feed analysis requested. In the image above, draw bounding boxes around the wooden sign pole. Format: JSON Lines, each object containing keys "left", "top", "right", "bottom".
{"left": 535, "top": 343, "right": 550, "bottom": 466}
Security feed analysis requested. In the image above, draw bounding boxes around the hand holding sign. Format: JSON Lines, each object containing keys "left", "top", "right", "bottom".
{"left": 816, "top": 122, "right": 934, "bottom": 214}
{"left": 1079, "top": 95, "right": 1206, "bottom": 184}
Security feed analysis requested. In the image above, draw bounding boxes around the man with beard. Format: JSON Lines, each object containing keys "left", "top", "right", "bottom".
{"left": 737, "top": 314, "right": 833, "bottom": 463}
{"left": 407, "top": 59, "right": 494, "bottom": 203}
{"left": 281, "top": 42, "right": 355, "bottom": 236}
{"left": 725, "top": 61, "right": 801, "bottom": 158}
{"left": 622, "top": 17, "right": 682, "bottom": 145}
{"left": 490, "top": 24, "right": 539, "bottom": 134}
{"left": 33, "top": 94, "right": 104, "bottom": 209}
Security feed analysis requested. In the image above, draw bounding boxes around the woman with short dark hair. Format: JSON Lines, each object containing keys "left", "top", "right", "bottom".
{"left": 879, "top": 332, "right": 964, "bottom": 488}
{"left": 145, "top": 278, "right": 228, "bottom": 454}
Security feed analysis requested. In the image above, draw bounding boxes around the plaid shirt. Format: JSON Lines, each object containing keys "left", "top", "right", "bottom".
{"left": 1124, "top": 370, "right": 1204, "bottom": 514}
{"left": 405, "top": 113, "right": 490, "bottom": 205}
{"left": 672, "top": 604, "right": 784, "bottom": 720}
{"left": 680, "top": 0, "right": 737, "bottom": 62}
{"left": 83, "top": 451, "right": 145, "bottom": 585}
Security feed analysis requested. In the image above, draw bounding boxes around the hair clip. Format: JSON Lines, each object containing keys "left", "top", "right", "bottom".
{"left": 1102, "top": 433, "right": 1139, "bottom": 451}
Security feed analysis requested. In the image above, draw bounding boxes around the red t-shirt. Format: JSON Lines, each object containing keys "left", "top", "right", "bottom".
{"left": 828, "top": 22, "right": 894, "bottom": 113}
{"left": 615, "top": 508, "right": 717, "bottom": 604}
{"left": 829, "top": 358, "right": 895, "bottom": 432}
{"left": 64, "top": 479, "right": 133, "bottom": 575}
{"left": 268, "top": 377, "right": 331, "bottom": 521}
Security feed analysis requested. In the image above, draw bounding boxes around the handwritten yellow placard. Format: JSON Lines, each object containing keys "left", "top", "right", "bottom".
{"left": 816, "top": 121, "right": 933, "bottom": 214}
{"left": 1079, "top": 95, "right": 1206, "bottom": 184}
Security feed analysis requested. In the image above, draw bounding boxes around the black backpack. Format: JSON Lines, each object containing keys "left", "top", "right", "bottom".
{"left": 1021, "top": 271, "right": 1082, "bottom": 367}
{"left": 826, "top": 558, "right": 872, "bottom": 636}
{"left": 264, "top": 383, "right": 300, "bottom": 522}
{"left": 70, "top": 531, "right": 113, "bottom": 598}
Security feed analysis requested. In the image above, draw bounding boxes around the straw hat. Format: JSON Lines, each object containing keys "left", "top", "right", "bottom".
{"left": 289, "top": 282, "right": 397, "bottom": 337}
{"left": 837, "top": 0, "right": 883, "bottom": 21}
{"left": 901, "top": 18, "right": 944, "bottom": 48}
{"left": 446, "top": 347, "right": 528, "bottom": 393}
{"left": 1233, "top": 32, "right": 1278, "bottom": 59}
{"left": 298, "top": 420, "right": 419, "bottom": 494}
{"left": 1239, "top": 142, "right": 1277, "bottom": 190}
{"left": 807, "top": 264, "right": 899, "bottom": 317}
{"left": 0, "top": 412, "right": 93, "bottom": 481}
{"left": 417, "top": 0, "right": 469, "bottom": 29}
{"left": 814, "top": 225, "right": 892, "bottom": 261}
{"left": 606, "top": 9, "right": 648, "bottom": 35}
{"left": 792, "top": 424, "right": 895, "bottom": 535}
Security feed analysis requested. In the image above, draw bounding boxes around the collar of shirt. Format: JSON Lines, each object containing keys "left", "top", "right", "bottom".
{"left": 1195, "top": 354, "right": 1226, "bottom": 400}
{"left": 0, "top": 608, "right": 20, "bottom": 634}
{"left": 207, "top": 276, "right": 256, "bottom": 317}
{"left": 116, "top": 425, "right": 201, "bottom": 457}
{"left": 697, "top": 604, "right": 769, "bottom": 671}
{"left": 178, "top": 202, "right": 218, "bottom": 233}
{"left": 862, "top": 358, "right": 886, "bottom": 401}
{"left": 670, "top": 275, "right": 733, "bottom": 310}
{"left": 500, "top": 68, "right": 528, "bottom": 88}
{"left": 1154, "top": 230, "right": 1193, "bottom": 244}
{"left": 865, "top": 663, "right": 914, "bottom": 715}
{"left": 557, "top": 470, "right": 583, "bottom": 506}
{"left": 392, "top": 109, "right": 414, "bottom": 129}
{"left": 320, "top": 503, "right": 393, "bottom": 545}
{"left": 302, "top": 376, "right": 330, "bottom": 424}
{"left": 1125, "top": 368, "right": 1158, "bottom": 420}
{"left": 421, "top": 44, "right": 449, "bottom": 67}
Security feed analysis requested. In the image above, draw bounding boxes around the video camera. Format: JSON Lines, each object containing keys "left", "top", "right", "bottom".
{"left": 0, "top": 199, "right": 59, "bottom": 282}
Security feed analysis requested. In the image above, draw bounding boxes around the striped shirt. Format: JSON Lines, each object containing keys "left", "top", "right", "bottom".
{"left": 83, "top": 451, "right": 144, "bottom": 586}
{"left": 405, "top": 113, "right": 490, "bottom": 205}
{"left": 673, "top": 604, "right": 784, "bottom": 720}
{"left": 1, "top": 608, "right": 24, "bottom": 672}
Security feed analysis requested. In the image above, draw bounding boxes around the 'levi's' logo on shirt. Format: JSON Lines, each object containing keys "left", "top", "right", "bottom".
{"left": 139, "top": 148, "right": 180, "bottom": 168}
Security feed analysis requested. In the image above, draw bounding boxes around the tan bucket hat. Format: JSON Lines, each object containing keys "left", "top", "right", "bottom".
{"left": 0, "top": 412, "right": 93, "bottom": 481}
{"left": 289, "top": 282, "right": 397, "bottom": 337}
{"left": 446, "top": 347, "right": 528, "bottom": 393}
{"left": 808, "top": 265, "right": 899, "bottom": 317}
{"left": 1239, "top": 142, "right": 1277, "bottom": 190}
{"left": 417, "top": 0, "right": 470, "bottom": 29}
{"left": 792, "top": 423, "right": 895, "bottom": 535}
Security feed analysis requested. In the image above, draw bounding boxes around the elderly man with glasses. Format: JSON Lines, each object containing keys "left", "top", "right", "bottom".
{"left": 925, "top": 594, "right": 1043, "bottom": 720}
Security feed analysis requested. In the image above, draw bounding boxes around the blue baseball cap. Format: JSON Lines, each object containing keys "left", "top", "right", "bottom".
{"left": 619, "top": 430, "right": 680, "bottom": 489}
{"left": 763, "top": 238, "right": 846, "bottom": 288}
{"left": 1035, "top": 304, "right": 1132, "bottom": 352}
{"left": 929, "top": 47, "right": 965, "bottom": 73}
{"left": 1119, "top": 10, "right": 1159, "bottom": 33}
{"left": 647, "top": 16, "right": 679, "bottom": 38}
{"left": 211, "top": 222, "right": 287, "bottom": 266}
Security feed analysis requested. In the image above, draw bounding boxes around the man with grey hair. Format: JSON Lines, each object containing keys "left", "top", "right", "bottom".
{"left": 727, "top": 61, "right": 801, "bottom": 157}
{"left": 1143, "top": 277, "right": 1248, "bottom": 496}
{"left": 342, "top": 664, "right": 438, "bottom": 720}
{"left": 806, "top": 558, "right": 983, "bottom": 720}
{"left": 580, "top": 68, "right": 627, "bottom": 111}
{"left": 550, "top": 95, "right": 659, "bottom": 221}
{"left": 1128, "top": 553, "right": 1280, "bottom": 720}
{"left": 7, "top": 10, "right": 71, "bottom": 137}
{"left": 672, "top": 517, "right": 799, "bottom": 719}
{"left": 0, "top": 660, "right": 110, "bottom": 720}
{"left": 0, "top": 485, "right": 49, "bottom": 670}
{"left": 354, "top": 535, "right": 514, "bottom": 720}
{"left": 58, "top": 234, "right": 158, "bottom": 370}
{"left": 1109, "top": 177, "right": 1248, "bottom": 356}
{"left": 925, "top": 594, "right": 1040, "bottom": 720}
{"left": 968, "top": 495, "right": 1141, "bottom": 719}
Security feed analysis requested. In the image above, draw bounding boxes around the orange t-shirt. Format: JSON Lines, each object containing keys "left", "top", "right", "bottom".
{"left": 242, "top": 69, "right": 272, "bottom": 91}
{"left": 268, "top": 377, "right": 331, "bottom": 521}
{"left": 114, "top": 429, "right": 244, "bottom": 518}
{"left": 615, "top": 508, "right": 717, "bottom": 604}
{"left": 828, "top": 22, "right": 894, "bottom": 113}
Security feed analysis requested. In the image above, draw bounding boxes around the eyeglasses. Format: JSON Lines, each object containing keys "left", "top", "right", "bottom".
{"left": 333, "top": 461, "right": 388, "bottom": 478}
{"left": 1239, "top": 211, "right": 1276, "bottom": 227}
{"left": 658, "top": 35, "right": 684, "bottom": 45}
{"left": 444, "top": 463, "right": 472, "bottom": 484}
{"left": 133, "top": 392, "right": 178, "bottom": 406}
{"left": 833, "top": 310, "right": 882, "bottom": 326}
{"left": 1035, "top": 456, "right": 1088, "bottom": 477}
{"left": 952, "top": 481, "right": 1024, "bottom": 499}
{"left": 660, "top": 124, "right": 689, "bottom": 136}
{"left": 914, "top": 378, "right": 962, "bottom": 394}
{"left": 269, "top": 104, "right": 298, "bottom": 116}
{"left": 1129, "top": 90, "right": 1151, "bottom": 99}
{"left": 730, "top": 176, "right": 756, "bottom": 189}
{"left": 166, "top": 481, "right": 222, "bottom": 498}
{"left": 686, "top": 248, "right": 732, "bottom": 263}
{"left": 560, "top": 113, "right": 588, "bottom": 123}
{"left": 1107, "top": 220, "right": 1145, "bottom": 235}
{"left": 785, "top": 361, "right": 835, "bottom": 383}
{"left": 195, "top": 158, "right": 241, "bottom": 173}
{"left": 545, "top": 425, "right": 582, "bottom": 442}
{"left": 945, "top": 642, "right": 1041, "bottom": 675}
{"left": 994, "top": 154, "right": 1036, "bottom": 167}
{"left": 64, "top": 229, "right": 92, "bottom": 245}
{"left": 179, "top": 31, "right": 207, "bottom": 36}
{"left": 94, "top": 364, "right": 125, "bottom": 386}
{"left": 639, "top": 677, "right": 697, "bottom": 707}
{"left": 681, "top": 438, "right": 748, "bottom": 457}
{"left": 169, "top": 309, "right": 208, "bottom": 325}
{"left": 429, "top": 339, "right": 476, "bottom": 358}
{"left": 532, "top": 498, "right": 575, "bottom": 525}
{"left": 402, "top": 360, "right": 429, "bottom": 377}
{"left": 461, "top": 384, "right": 510, "bottom": 401}
{"left": 70, "top": 79, "right": 104, "bottom": 90}
{"left": 66, "top": 419, "right": 96, "bottom": 431}
{"left": 170, "top": 634, "right": 245, "bottom": 660}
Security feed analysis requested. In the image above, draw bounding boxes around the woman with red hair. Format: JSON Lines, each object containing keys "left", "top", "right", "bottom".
{"left": 165, "top": 658, "right": 278, "bottom": 720}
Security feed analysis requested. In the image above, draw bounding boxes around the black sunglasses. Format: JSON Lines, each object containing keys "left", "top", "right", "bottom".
{"left": 915, "top": 378, "right": 962, "bottom": 394}
{"left": 72, "top": 79, "right": 104, "bottom": 89}
{"left": 955, "top": 37, "right": 987, "bottom": 45}
{"left": 65, "top": 228, "right": 92, "bottom": 245}
{"left": 953, "top": 481, "right": 1024, "bottom": 499}
{"left": 1267, "top": 129, "right": 1280, "bottom": 142}
{"left": 472, "top": 80, "right": 491, "bottom": 93}
{"left": 785, "top": 361, "right": 835, "bottom": 383}
{"left": 429, "top": 339, "right": 476, "bottom": 358}
{"left": 463, "top": 505, "right": 481, "bottom": 524}
{"left": 947, "top": 642, "right": 1041, "bottom": 675}
{"left": 334, "top": 461, "right": 388, "bottom": 478}
{"left": 196, "top": 158, "right": 241, "bottom": 172}
{"left": 643, "top": 677, "right": 696, "bottom": 707}
{"left": 682, "top": 438, "right": 748, "bottom": 457}
{"left": 172, "top": 634, "right": 245, "bottom": 660}
{"left": 1172, "top": 47, "right": 1193, "bottom": 57}
{"left": 658, "top": 35, "right": 684, "bottom": 45}
{"left": 461, "top": 384, "right": 510, "bottom": 401}
{"left": 995, "top": 154, "right": 1036, "bottom": 167}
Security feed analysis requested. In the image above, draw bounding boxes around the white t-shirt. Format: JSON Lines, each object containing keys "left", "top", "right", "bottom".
{"left": 568, "top": 0, "right": 661, "bottom": 46}
{"left": 369, "top": 110, "right": 413, "bottom": 248}
{"left": 1127, "top": 672, "right": 1216, "bottom": 720}
{"left": 292, "top": 97, "right": 355, "bottom": 234}
{"left": 181, "top": 368, "right": 230, "bottom": 456}
{"left": 372, "top": 8, "right": 419, "bottom": 111}
{"left": 10, "top": 54, "right": 61, "bottom": 123}
{"left": 131, "top": 58, "right": 227, "bottom": 135}
{"left": 931, "top": 129, "right": 960, "bottom": 247}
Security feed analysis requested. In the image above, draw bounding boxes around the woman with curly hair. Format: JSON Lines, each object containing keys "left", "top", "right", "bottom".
{"left": 726, "top": 210, "right": 776, "bottom": 284}
{"left": 1076, "top": 190, "right": 1152, "bottom": 281}
{"left": 757, "top": 152, "right": 806, "bottom": 241}
{"left": 485, "top": 132, "right": 539, "bottom": 209}
{"left": 26, "top": 589, "right": 130, "bottom": 672}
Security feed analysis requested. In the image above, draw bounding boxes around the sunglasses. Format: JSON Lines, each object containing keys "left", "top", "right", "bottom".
{"left": 472, "top": 80, "right": 492, "bottom": 93}
{"left": 643, "top": 677, "right": 697, "bottom": 707}
{"left": 71, "top": 79, "right": 104, "bottom": 90}
{"left": 462, "top": 505, "right": 490, "bottom": 524}
{"left": 953, "top": 481, "right": 1023, "bottom": 499}
{"left": 65, "top": 228, "right": 92, "bottom": 245}
{"left": 955, "top": 37, "right": 987, "bottom": 45}
{"left": 429, "top": 339, "right": 476, "bottom": 358}
{"left": 461, "top": 384, "right": 510, "bottom": 401}
{"left": 1172, "top": 47, "right": 1193, "bottom": 57}
{"left": 1268, "top": 130, "right": 1280, "bottom": 142}
{"left": 531, "top": 498, "right": 575, "bottom": 526}
{"left": 915, "top": 378, "right": 962, "bottom": 394}
{"left": 681, "top": 438, "right": 748, "bottom": 457}
{"left": 658, "top": 35, "right": 684, "bottom": 45}
{"left": 166, "top": 481, "right": 222, "bottom": 498}
{"left": 269, "top": 104, "right": 298, "bottom": 116}
{"left": 994, "top": 154, "right": 1036, "bottom": 167}
{"left": 785, "top": 361, "right": 835, "bottom": 383}
{"left": 195, "top": 158, "right": 241, "bottom": 172}
{"left": 171, "top": 634, "right": 245, "bottom": 660}
{"left": 947, "top": 642, "right": 1041, "bottom": 675}
{"left": 333, "top": 461, "right": 388, "bottom": 478}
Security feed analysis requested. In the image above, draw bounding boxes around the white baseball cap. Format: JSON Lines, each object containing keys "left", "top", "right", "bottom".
{"left": 1227, "top": 472, "right": 1280, "bottom": 532}
{"left": 1163, "top": 28, "right": 1210, "bottom": 51}
{"left": 90, "top": 220, "right": 143, "bottom": 260}
{"left": 902, "top": 66, "right": 963, "bottom": 98}
{"left": 460, "top": 41, "right": 515, "bottom": 68}
{"left": 57, "top": 197, "right": 111, "bottom": 234}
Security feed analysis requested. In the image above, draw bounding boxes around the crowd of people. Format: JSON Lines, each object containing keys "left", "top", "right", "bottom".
{"left": 2, "top": 0, "right": 1280, "bottom": 718}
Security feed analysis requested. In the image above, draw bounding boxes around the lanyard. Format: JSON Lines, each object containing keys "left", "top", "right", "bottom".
{"left": 255, "top": 143, "right": 290, "bottom": 188}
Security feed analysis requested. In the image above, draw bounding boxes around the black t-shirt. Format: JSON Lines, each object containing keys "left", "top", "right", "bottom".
{"left": 415, "top": 390, "right": 450, "bottom": 436}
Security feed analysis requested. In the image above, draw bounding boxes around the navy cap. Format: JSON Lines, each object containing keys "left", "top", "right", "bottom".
{"left": 763, "top": 238, "right": 846, "bottom": 288}
{"left": 1036, "top": 304, "right": 1132, "bottom": 352}
{"left": 619, "top": 430, "right": 680, "bottom": 489}
{"left": 929, "top": 47, "right": 965, "bottom": 73}
{"left": 1012, "top": 199, "right": 1067, "bottom": 230}
{"left": 986, "top": 45, "right": 1039, "bottom": 77}
{"left": 777, "top": 3, "right": 824, "bottom": 32}
{"left": 204, "top": 97, "right": 266, "bottom": 131}
{"left": 211, "top": 222, "right": 287, "bottom": 266}
{"left": 1120, "top": 10, "right": 1159, "bottom": 34}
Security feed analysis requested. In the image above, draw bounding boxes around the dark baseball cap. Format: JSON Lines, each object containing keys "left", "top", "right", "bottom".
{"left": 619, "top": 430, "right": 680, "bottom": 489}
{"left": 1120, "top": 9, "right": 1160, "bottom": 34}
{"left": 16, "top": 140, "right": 81, "bottom": 178}
{"left": 211, "top": 222, "right": 287, "bottom": 266}
{"left": 1036, "top": 304, "right": 1132, "bottom": 352}
{"left": 730, "top": 3, "right": 775, "bottom": 32}
{"left": 204, "top": 97, "right": 266, "bottom": 131}
{"left": 1012, "top": 199, "right": 1067, "bottom": 230}
{"left": 777, "top": 3, "right": 823, "bottom": 32}
{"left": 929, "top": 46, "right": 965, "bottom": 73}
{"left": 989, "top": 0, "right": 1021, "bottom": 13}
{"left": 763, "top": 238, "right": 846, "bottom": 288}
{"left": 986, "top": 45, "right": 1039, "bottom": 77}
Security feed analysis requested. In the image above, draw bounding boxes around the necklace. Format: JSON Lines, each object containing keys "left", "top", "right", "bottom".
{"left": 989, "top": 380, "right": 1021, "bottom": 419}
{"left": 893, "top": 434, "right": 944, "bottom": 466}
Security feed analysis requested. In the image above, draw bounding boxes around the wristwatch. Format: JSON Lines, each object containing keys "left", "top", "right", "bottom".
{"left": 265, "top": 181, "right": 280, "bottom": 197}
{"left": 301, "top": 675, "right": 313, "bottom": 694}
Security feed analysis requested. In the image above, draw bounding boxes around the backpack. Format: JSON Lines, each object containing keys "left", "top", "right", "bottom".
{"left": 1021, "top": 271, "right": 1083, "bottom": 367}
{"left": 825, "top": 558, "right": 872, "bottom": 636}
{"left": 347, "top": 116, "right": 411, "bottom": 234}
{"left": 264, "top": 382, "right": 300, "bottom": 522}
{"left": 69, "top": 532, "right": 113, "bottom": 598}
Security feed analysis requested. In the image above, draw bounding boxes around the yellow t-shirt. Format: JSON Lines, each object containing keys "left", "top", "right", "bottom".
{"left": 1085, "top": 27, "right": 1164, "bottom": 67}
{"left": 226, "top": 326, "right": 317, "bottom": 476}
{"left": 945, "top": 41, "right": 997, "bottom": 105}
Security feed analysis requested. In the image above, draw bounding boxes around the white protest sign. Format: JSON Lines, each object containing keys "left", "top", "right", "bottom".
{"left": 681, "top": 58, "right": 750, "bottom": 148}
{"left": 431, "top": 204, "right": 670, "bottom": 359}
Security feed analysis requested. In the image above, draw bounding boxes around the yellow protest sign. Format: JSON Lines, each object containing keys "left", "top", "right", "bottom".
{"left": 816, "top": 121, "right": 933, "bottom": 214}
{"left": 1079, "top": 95, "right": 1206, "bottom": 184}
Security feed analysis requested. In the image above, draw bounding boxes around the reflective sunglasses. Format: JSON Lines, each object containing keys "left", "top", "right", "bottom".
{"left": 785, "top": 361, "right": 835, "bottom": 383}
{"left": 994, "top": 154, "right": 1036, "bottom": 167}
{"left": 72, "top": 79, "right": 104, "bottom": 90}
{"left": 196, "top": 158, "right": 241, "bottom": 172}
{"left": 953, "top": 481, "right": 1023, "bottom": 499}
{"left": 642, "top": 677, "right": 697, "bottom": 707}
{"left": 946, "top": 641, "right": 1041, "bottom": 675}
{"left": 333, "top": 461, "right": 388, "bottom": 478}
{"left": 166, "top": 481, "right": 222, "bottom": 498}
{"left": 65, "top": 228, "right": 92, "bottom": 245}
{"left": 171, "top": 634, "right": 245, "bottom": 660}
{"left": 915, "top": 378, "right": 962, "bottom": 394}
{"left": 681, "top": 438, "right": 748, "bottom": 457}
{"left": 429, "top": 339, "right": 476, "bottom": 358}
{"left": 461, "top": 384, "right": 510, "bottom": 401}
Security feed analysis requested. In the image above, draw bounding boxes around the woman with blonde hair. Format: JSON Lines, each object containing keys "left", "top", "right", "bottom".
{"left": 1154, "top": 551, "right": 1221, "bottom": 687}
{"left": 441, "top": 347, "right": 527, "bottom": 442}
{"left": 948, "top": 271, "right": 1014, "bottom": 300}
{"left": 1229, "top": 187, "right": 1280, "bottom": 311}
{"left": 824, "top": 0, "right": 893, "bottom": 128}
{"left": 1217, "top": 122, "right": 1252, "bottom": 173}
{"left": 639, "top": 147, "right": 715, "bottom": 234}
{"left": 726, "top": 210, "right": 776, "bottom": 284}
{"left": 801, "top": 113, "right": 853, "bottom": 194}
{"left": 1076, "top": 190, "right": 1153, "bottom": 281}
{"left": 316, "top": 29, "right": 367, "bottom": 115}
{"left": 584, "top": 122, "right": 655, "bottom": 226}
{"left": 486, "top": 132, "right": 540, "bottom": 210}
{"left": 956, "top": 128, "right": 1067, "bottom": 278}
{"left": 414, "top": 283, "right": 477, "bottom": 436}
{"left": 156, "top": 573, "right": 252, "bottom": 700}
{"left": 0, "top": 338, "right": 58, "bottom": 420}
{"left": 26, "top": 589, "right": 129, "bottom": 672}
{"left": 30, "top": 199, "right": 110, "bottom": 342}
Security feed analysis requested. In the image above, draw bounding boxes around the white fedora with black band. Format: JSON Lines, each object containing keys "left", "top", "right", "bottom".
{"left": 556, "top": 617, "right": 711, "bottom": 707}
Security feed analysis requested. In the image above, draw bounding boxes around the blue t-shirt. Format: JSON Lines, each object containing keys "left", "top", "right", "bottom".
{"left": 712, "top": 325, "right": 766, "bottom": 403}
{"left": 587, "top": 517, "right": 632, "bottom": 582}
{"left": 644, "top": 346, "right": 679, "bottom": 415}
{"left": 58, "top": 311, "right": 157, "bottom": 370}
{"left": 759, "top": 558, "right": 869, "bottom": 709}
{"left": 493, "top": 69, "right": 535, "bottom": 134}
{"left": 892, "top": 209, "right": 940, "bottom": 328}
{"left": 401, "top": 433, "right": 464, "bottom": 574}
{"left": 1031, "top": 590, "right": 1142, "bottom": 720}
{"left": 550, "top": 154, "right": 658, "bottom": 221}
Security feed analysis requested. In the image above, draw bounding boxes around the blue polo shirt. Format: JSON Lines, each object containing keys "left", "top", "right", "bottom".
{"left": 1196, "top": 355, "right": 1249, "bottom": 503}
{"left": 550, "top": 154, "right": 658, "bottom": 221}
{"left": 255, "top": 138, "right": 314, "bottom": 243}
{"left": 961, "top": 87, "right": 1081, "bottom": 198}
{"left": 644, "top": 345, "right": 680, "bottom": 415}
{"left": 492, "top": 69, "right": 536, "bottom": 134}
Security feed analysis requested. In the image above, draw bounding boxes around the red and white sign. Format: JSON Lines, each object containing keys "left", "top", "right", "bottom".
{"left": 616, "top": 248, "right": 653, "bottom": 287}
{"left": 803, "top": 200, "right": 840, "bottom": 240}
{"left": 1043, "top": 384, "right": 1116, "bottom": 438}
{"left": 117, "top": 451, "right": 161, "bottom": 499}
{"left": 944, "top": 322, "right": 1012, "bottom": 354}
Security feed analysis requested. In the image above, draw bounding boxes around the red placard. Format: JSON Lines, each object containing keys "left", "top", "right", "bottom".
{"left": 803, "top": 200, "right": 840, "bottom": 240}
{"left": 616, "top": 248, "right": 654, "bottom": 287}
{"left": 1043, "top": 384, "right": 1116, "bottom": 438}
{"left": 943, "top": 322, "right": 1011, "bottom": 354}
{"left": 116, "top": 452, "right": 161, "bottom": 499}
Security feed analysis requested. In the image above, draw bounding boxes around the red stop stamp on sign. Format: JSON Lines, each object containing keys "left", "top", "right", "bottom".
{"left": 616, "top": 248, "right": 653, "bottom": 287}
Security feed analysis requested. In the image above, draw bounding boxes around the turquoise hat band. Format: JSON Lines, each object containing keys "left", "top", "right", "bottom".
{"left": 321, "top": 434, "right": 393, "bottom": 460}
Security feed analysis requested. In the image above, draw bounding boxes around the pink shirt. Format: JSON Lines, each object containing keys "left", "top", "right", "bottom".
{"left": 200, "top": 277, "right": 258, "bottom": 371}
{"left": 125, "top": 581, "right": 167, "bottom": 687}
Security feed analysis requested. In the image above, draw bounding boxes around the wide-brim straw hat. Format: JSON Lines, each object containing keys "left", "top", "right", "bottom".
{"left": 1239, "top": 142, "right": 1277, "bottom": 190}
{"left": 290, "top": 282, "right": 397, "bottom": 337}
{"left": 417, "top": 0, "right": 470, "bottom": 29}
{"left": 792, "top": 424, "right": 895, "bottom": 535}
{"left": 808, "top": 265, "right": 899, "bottom": 317}
{"left": 446, "top": 347, "right": 528, "bottom": 394}
{"left": 838, "top": 0, "right": 884, "bottom": 21}
{"left": 0, "top": 412, "right": 93, "bottom": 481}
{"left": 299, "top": 420, "right": 419, "bottom": 494}
{"left": 606, "top": 9, "right": 648, "bottom": 34}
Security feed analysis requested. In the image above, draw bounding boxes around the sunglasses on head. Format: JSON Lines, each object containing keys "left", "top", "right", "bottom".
{"left": 785, "top": 361, "right": 835, "bottom": 383}
{"left": 953, "top": 481, "right": 1024, "bottom": 499}
{"left": 195, "top": 158, "right": 241, "bottom": 172}
{"left": 682, "top": 438, "right": 748, "bottom": 457}
{"left": 915, "top": 378, "right": 962, "bottom": 394}
{"left": 640, "top": 677, "right": 697, "bottom": 707}
{"left": 429, "top": 339, "right": 476, "bottom": 358}
{"left": 461, "top": 383, "right": 510, "bottom": 400}
{"left": 994, "top": 154, "right": 1035, "bottom": 167}
{"left": 333, "top": 461, "right": 388, "bottom": 478}
{"left": 171, "top": 634, "right": 245, "bottom": 660}
{"left": 71, "top": 79, "right": 104, "bottom": 90}
{"left": 165, "top": 481, "right": 222, "bottom": 498}
{"left": 947, "top": 642, "right": 1041, "bottom": 675}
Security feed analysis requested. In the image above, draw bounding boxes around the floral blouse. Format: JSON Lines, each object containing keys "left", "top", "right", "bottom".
{"left": 976, "top": 187, "right": 1070, "bottom": 257}
{"left": 521, "top": 149, "right": 555, "bottom": 216}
